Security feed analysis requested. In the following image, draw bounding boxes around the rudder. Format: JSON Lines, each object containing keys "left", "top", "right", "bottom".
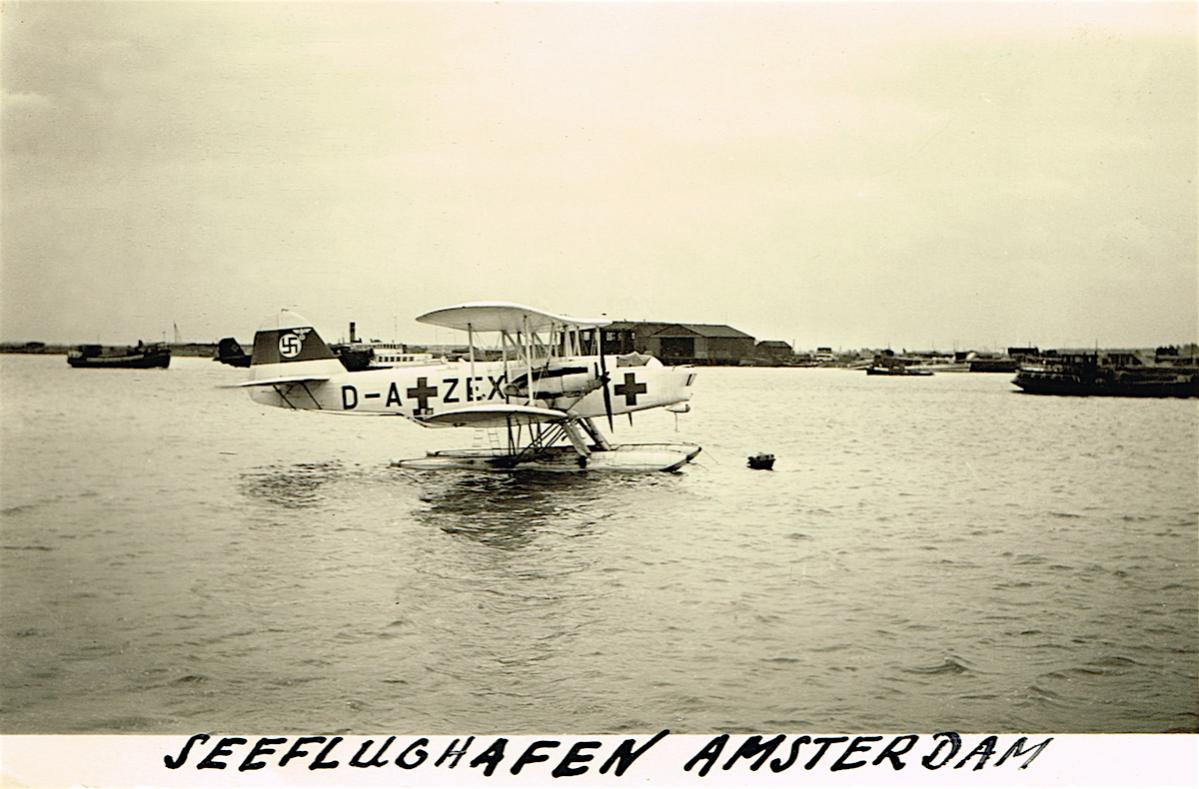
{"left": 250, "top": 311, "right": 337, "bottom": 367}
{"left": 243, "top": 310, "right": 345, "bottom": 385}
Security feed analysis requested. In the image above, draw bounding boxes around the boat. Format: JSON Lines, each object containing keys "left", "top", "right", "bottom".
{"left": 866, "top": 365, "right": 933, "bottom": 376}
{"left": 360, "top": 341, "right": 439, "bottom": 366}
{"left": 213, "top": 337, "right": 251, "bottom": 367}
{"left": 908, "top": 358, "right": 969, "bottom": 373}
{"left": 331, "top": 323, "right": 444, "bottom": 370}
{"left": 747, "top": 453, "right": 775, "bottom": 470}
{"left": 967, "top": 351, "right": 1018, "bottom": 373}
{"left": 327, "top": 343, "right": 374, "bottom": 371}
{"left": 67, "top": 342, "right": 170, "bottom": 369}
{"left": 865, "top": 351, "right": 934, "bottom": 376}
{"left": 1013, "top": 352, "right": 1199, "bottom": 397}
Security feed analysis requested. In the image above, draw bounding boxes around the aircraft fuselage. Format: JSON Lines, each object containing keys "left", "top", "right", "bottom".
{"left": 249, "top": 356, "right": 695, "bottom": 423}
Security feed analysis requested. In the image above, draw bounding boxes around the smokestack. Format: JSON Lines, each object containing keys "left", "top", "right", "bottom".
{"left": 349, "top": 322, "right": 357, "bottom": 343}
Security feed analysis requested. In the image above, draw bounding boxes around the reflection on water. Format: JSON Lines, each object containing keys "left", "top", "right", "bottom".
{"left": 238, "top": 461, "right": 346, "bottom": 510}
{"left": 408, "top": 471, "right": 635, "bottom": 548}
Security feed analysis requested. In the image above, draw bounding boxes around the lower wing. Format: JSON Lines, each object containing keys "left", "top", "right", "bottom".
{"left": 416, "top": 404, "right": 567, "bottom": 428}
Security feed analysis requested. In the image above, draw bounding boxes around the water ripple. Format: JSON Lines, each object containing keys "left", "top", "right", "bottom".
{"left": 1, "top": 359, "right": 1196, "bottom": 734}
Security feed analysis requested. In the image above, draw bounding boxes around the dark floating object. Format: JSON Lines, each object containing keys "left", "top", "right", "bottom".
{"left": 1013, "top": 351, "right": 1199, "bottom": 398}
{"left": 748, "top": 453, "right": 775, "bottom": 470}
{"left": 67, "top": 341, "right": 170, "bottom": 369}
{"left": 214, "top": 337, "right": 251, "bottom": 367}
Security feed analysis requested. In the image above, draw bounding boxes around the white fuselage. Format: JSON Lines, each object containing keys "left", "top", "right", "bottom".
{"left": 249, "top": 355, "right": 695, "bottom": 423}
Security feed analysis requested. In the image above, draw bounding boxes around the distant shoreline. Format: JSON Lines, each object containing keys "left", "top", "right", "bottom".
{"left": 3, "top": 342, "right": 1195, "bottom": 366}
{"left": 0, "top": 343, "right": 220, "bottom": 358}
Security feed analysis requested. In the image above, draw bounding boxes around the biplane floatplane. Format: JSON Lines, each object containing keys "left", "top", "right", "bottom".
{"left": 235, "top": 302, "right": 701, "bottom": 472}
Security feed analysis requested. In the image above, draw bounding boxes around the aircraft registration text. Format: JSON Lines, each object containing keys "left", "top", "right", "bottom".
{"left": 340, "top": 374, "right": 512, "bottom": 414}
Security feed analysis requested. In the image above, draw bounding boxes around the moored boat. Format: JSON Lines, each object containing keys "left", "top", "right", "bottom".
{"left": 865, "top": 350, "right": 934, "bottom": 376}
{"left": 967, "top": 352, "right": 1018, "bottom": 373}
{"left": 213, "top": 337, "right": 251, "bottom": 367}
{"left": 67, "top": 342, "right": 170, "bottom": 369}
{"left": 865, "top": 365, "right": 934, "bottom": 376}
{"left": 1013, "top": 352, "right": 1198, "bottom": 398}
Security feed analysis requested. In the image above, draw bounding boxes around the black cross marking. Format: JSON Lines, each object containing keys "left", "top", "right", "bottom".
{"left": 614, "top": 372, "right": 647, "bottom": 406}
{"left": 407, "top": 377, "right": 438, "bottom": 413}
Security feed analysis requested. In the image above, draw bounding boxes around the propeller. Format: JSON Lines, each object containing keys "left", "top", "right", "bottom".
{"left": 597, "top": 328, "right": 615, "bottom": 431}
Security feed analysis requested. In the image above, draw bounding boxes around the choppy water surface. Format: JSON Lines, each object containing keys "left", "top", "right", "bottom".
{"left": 1, "top": 355, "right": 1196, "bottom": 733}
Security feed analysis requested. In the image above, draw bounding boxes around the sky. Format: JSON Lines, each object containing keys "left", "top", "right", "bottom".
{"left": 1, "top": 1, "right": 1195, "bottom": 350}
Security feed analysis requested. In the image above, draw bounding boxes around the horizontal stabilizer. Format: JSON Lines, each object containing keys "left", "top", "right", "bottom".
{"left": 416, "top": 404, "right": 568, "bottom": 428}
{"left": 226, "top": 374, "right": 332, "bottom": 388}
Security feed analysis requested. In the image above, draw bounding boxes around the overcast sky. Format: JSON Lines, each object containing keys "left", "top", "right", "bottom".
{"left": 2, "top": 1, "right": 1195, "bottom": 349}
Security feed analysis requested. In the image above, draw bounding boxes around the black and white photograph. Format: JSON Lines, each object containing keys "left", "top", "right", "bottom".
{"left": 1, "top": 1, "right": 1196, "bottom": 785}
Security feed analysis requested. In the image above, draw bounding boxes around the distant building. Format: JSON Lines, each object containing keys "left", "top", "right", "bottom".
{"left": 586, "top": 322, "right": 673, "bottom": 354}
{"left": 580, "top": 321, "right": 756, "bottom": 364}
{"left": 418, "top": 344, "right": 491, "bottom": 361}
{"left": 813, "top": 346, "right": 837, "bottom": 365}
{"left": 647, "top": 323, "right": 756, "bottom": 365}
{"left": 755, "top": 340, "right": 794, "bottom": 364}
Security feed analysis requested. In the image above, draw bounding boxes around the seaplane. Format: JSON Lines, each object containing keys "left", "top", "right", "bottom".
{"left": 234, "top": 302, "right": 701, "bottom": 472}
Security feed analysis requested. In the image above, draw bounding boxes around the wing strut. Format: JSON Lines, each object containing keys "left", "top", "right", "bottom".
{"left": 271, "top": 382, "right": 323, "bottom": 410}
{"left": 523, "top": 315, "right": 534, "bottom": 406}
{"left": 598, "top": 328, "right": 614, "bottom": 431}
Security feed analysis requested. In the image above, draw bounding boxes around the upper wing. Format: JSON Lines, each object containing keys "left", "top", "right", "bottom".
{"left": 415, "top": 403, "right": 568, "bottom": 428}
{"left": 416, "top": 302, "right": 610, "bottom": 333}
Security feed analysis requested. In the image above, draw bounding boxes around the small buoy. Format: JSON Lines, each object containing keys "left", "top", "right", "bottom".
{"left": 748, "top": 453, "right": 775, "bottom": 470}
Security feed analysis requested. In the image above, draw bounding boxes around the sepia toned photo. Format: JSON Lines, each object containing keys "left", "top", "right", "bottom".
{"left": 1, "top": 1, "right": 1195, "bottom": 781}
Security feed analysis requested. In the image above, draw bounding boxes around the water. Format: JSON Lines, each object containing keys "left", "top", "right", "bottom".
{"left": 1, "top": 355, "right": 1196, "bottom": 734}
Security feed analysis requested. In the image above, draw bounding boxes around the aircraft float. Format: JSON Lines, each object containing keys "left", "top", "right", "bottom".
{"left": 235, "top": 302, "right": 701, "bottom": 472}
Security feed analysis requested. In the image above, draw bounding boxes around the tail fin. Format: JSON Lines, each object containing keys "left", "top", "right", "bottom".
{"left": 246, "top": 311, "right": 344, "bottom": 381}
